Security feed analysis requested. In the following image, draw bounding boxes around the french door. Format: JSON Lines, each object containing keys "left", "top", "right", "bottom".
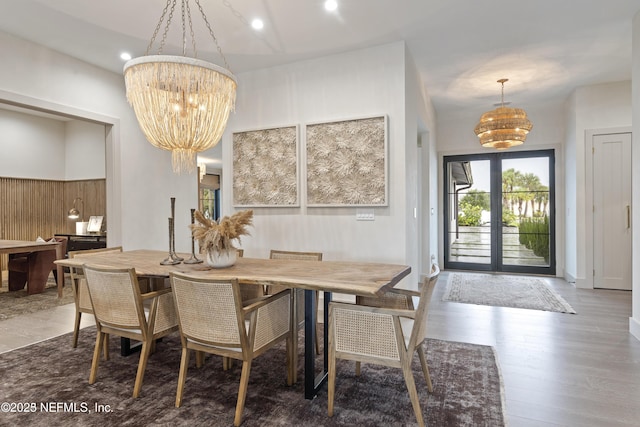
{"left": 444, "top": 150, "right": 555, "bottom": 275}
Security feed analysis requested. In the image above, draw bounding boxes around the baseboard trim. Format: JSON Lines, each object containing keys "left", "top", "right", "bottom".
{"left": 574, "top": 277, "right": 592, "bottom": 289}
{"left": 630, "top": 317, "right": 640, "bottom": 342}
{"left": 564, "top": 271, "right": 576, "bottom": 284}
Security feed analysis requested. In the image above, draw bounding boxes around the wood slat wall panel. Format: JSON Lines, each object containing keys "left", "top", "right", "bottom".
{"left": 63, "top": 180, "right": 107, "bottom": 230}
{"left": 0, "top": 178, "right": 105, "bottom": 272}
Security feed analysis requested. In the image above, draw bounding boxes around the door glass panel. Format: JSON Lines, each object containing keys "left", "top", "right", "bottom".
{"left": 446, "top": 160, "right": 491, "bottom": 264}
{"left": 199, "top": 173, "right": 221, "bottom": 221}
{"left": 501, "top": 157, "right": 550, "bottom": 267}
{"left": 444, "top": 150, "right": 555, "bottom": 275}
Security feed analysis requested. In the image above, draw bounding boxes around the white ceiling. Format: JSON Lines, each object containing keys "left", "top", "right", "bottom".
{"left": 0, "top": 0, "right": 638, "bottom": 118}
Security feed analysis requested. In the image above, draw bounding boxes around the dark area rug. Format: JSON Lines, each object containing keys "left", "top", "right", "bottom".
{"left": 0, "top": 276, "right": 74, "bottom": 321}
{"left": 0, "top": 328, "right": 505, "bottom": 426}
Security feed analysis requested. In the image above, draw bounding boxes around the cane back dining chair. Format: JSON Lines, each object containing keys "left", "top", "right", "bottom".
{"left": 267, "top": 249, "right": 322, "bottom": 383}
{"left": 354, "top": 271, "right": 417, "bottom": 376}
{"left": 328, "top": 264, "right": 440, "bottom": 427}
{"left": 236, "top": 248, "right": 265, "bottom": 302}
{"left": 83, "top": 264, "right": 179, "bottom": 398}
{"left": 68, "top": 246, "right": 123, "bottom": 349}
{"left": 170, "top": 272, "right": 293, "bottom": 427}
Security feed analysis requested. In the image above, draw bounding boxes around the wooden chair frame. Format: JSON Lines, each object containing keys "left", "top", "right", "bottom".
{"left": 328, "top": 265, "right": 440, "bottom": 427}
{"left": 68, "top": 246, "right": 123, "bottom": 350}
{"left": 83, "top": 264, "right": 178, "bottom": 398}
{"left": 268, "top": 249, "right": 323, "bottom": 383}
{"left": 170, "top": 272, "right": 293, "bottom": 427}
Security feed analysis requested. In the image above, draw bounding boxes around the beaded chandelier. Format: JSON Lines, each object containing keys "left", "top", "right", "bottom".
{"left": 474, "top": 79, "right": 532, "bottom": 150}
{"left": 123, "top": 0, "right": 237, "bottom": 174}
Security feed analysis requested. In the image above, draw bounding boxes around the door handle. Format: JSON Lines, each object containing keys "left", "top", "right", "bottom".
{"left": 627, "top": 205, "right": 631, "bottom": 229}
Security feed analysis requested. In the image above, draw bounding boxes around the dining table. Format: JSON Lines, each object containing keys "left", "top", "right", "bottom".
{"left": 55, "top": 249, "right": 411, "bottom": 399}
{"left": 0, "top": 239, "right": 65, "bottom": 296}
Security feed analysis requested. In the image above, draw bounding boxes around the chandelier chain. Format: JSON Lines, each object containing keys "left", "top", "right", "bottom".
{"left": 195, "top": 0, "right": 231, "bottom": 71}
{"left": 144, "top": 0, "right": 231, "bottom": 68}
{"left": 222, "top": 0, "right": 249, "bottom": 25}
{"left": 498, "top": 78, "right": 508, "bottom": 107}
{"left": 158, "top": 0, "right": 177, "bottom": 54}
{"left": 180, "top": 0, "right": 188, "bottom": 55}
{"left": 185, "top": 0, "right": 197, "bottom": 57}
{"left": 146, "top": 0, "right": 173, "bottom": 54}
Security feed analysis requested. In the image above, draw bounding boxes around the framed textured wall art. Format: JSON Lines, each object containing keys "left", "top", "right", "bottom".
{"left": 232, "top": 125, "right": 299, "bottom": 207}
{"left": 306, "top": 115, "right": 388, "bottom": 206}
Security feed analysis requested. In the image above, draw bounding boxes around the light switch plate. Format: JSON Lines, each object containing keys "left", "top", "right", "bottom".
{"left": 356, "top": 209, "right": 374, "bottom": 221}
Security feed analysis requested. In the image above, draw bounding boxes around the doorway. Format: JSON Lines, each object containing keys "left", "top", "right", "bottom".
{"left": 591, "top": 132, "right": 631, "bottom": 290}
{"left": 199, "top": 172, "right": 221, "bottom": 221}
{"left": 1, "top": 90, "right": 120, "bottom": 244}
{"left": 444, "top": 150, "right": 555, "bottom": 275}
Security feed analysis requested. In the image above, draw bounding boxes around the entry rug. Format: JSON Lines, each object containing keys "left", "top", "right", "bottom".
{"left": 443, "top": 272, "right": 576, "bottom": 314}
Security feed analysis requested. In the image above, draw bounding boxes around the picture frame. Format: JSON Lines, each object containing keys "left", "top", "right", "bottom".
{"left": 232, "top": 125, "right": 299, "bottom": 207}
{"left": 305, "top": 115, "right": 388, "bottom": 206}
{"left": 86, "top": 215, "right": 104, "bottom": 233}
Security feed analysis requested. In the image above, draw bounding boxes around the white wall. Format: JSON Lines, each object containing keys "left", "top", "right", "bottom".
{"left": 0, "top": 30, "right": 197, "bottom": 252}
{"left": 428, "top": 129, "right": 439, "bottom": 267}
{"left": 404, "top": 49, "right": 438, "bottom": 278}
{"left": 630, "top": 10, "right": 640, "bottom": 341}
{"left": 209, "top": 41, "right": 425, "bottom": 282}
{"left": 0, "top": 108, "right": 106, "bottom": 181}
{"left": 0, "top": 31, "right": 435, "bottom": 285}
{"left": 564, "top": 95, "right": 577, "bottom": 282}
{"left": 0, "top": 109, "right": 66, "bottom": 179}
{"left": 64, "top": 120, "right": 106, "bottom": 180}
{"left": 566, "top": 81, "right": 632, "bottom": 287}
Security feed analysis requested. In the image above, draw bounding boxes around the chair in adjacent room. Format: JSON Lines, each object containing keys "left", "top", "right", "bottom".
{"left": 267, "top": 249, "right": 323, "bottom": 383}
{"left": 83, "top": 264, "right": 178, "bottom": 398}
{"left": 170, "top": 272, "right": 292, "bottom": 427}
{"left": 68, "top": 246, "right": 123, "bottom": 349}
{"left": 327, "top": 264, "right": 440, "bottom": 427}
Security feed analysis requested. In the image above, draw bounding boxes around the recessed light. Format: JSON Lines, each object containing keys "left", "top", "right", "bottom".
{"left": 251, "top": 18, "right": 264, "bottom": 30}
{"left": 120, "top": 52, "right": 132, "bottom": 61}
{"left": 324, "top": 0, "right": 338, "bottom": 12}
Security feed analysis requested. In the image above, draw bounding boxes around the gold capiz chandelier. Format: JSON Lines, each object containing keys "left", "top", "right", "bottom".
{"left": 123, "top": 0, "right": 237, "bottom": 174}
{"left": 474, "top": 79, "right": 532, "bottom": 150}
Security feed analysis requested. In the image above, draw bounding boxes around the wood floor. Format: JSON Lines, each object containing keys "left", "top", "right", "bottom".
{"left": 428, "top": 270, "right": 640, "bottom": 426}
{"left": 1, "top": 270, "right": 639, "bottom": 426}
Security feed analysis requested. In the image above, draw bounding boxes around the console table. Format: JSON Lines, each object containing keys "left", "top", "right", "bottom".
{"left": 54, "top": 233, "right": 106, "bottom": 256}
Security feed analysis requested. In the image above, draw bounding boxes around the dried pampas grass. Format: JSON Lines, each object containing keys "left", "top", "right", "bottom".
{"left": 191, "top": 209, "right": 253, "bottom": 253}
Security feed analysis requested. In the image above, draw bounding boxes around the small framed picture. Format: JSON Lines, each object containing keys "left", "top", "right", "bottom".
{"left": 87, "top": 216, "right": 104, "bottom": 233}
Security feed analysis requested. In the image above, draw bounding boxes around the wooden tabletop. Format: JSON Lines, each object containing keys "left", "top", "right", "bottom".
{"left": 0, "top": 239, "right": 61, "bottom": 254}
{"left": 56, "top": 249, "right": 411, "bottom": 297}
